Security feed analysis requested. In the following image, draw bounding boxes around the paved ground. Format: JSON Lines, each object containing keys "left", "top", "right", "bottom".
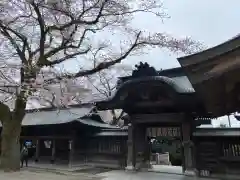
{"left": 0, "top": 169, "right": 100, "bottom": 180}
{"left": 99, "top": 170, "right": 215, "bottom": 180}
{"left": 0, "top": 170, "right": 205, "bottom": 180}
{"left": 0, "top": 166, "right": 235, "bottom": 180}
{"left": 27, "top": 162, "right": 183, "bottom": 175}
{"left": 150, "top": 165, "right": 182, "bottom": 174}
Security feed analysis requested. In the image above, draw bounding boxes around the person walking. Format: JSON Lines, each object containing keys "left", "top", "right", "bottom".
{"left": 20, "top": 145, "right": 29, "bottom": 168}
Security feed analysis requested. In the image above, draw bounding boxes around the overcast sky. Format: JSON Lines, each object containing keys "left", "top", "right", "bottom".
{"left": 25, "top": 1, "right": 240, "bottom": 126}
{"left": 124, "top": 0, "right": 240, "bottom": 127}
{"left": 125, "top": 0, "right": 240, "bottom": 68}
{"left": 43, "top": 1, "right": 240, "bottom": 127}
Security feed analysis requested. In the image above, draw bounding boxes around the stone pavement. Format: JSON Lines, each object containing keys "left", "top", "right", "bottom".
{"left": 27, "top": 162, "right": 88, "bottom": 173}
{"left": 0, "top": 168, "right": 238, "bottom": 180}
{"left": 150, "top": 165, "right": 183, "bottom": 174}
{"left": 0, "top": 169, "right": 100, "bottom": 180}
{"left": 98, "top": 170, "right": 220, "bottom": 180}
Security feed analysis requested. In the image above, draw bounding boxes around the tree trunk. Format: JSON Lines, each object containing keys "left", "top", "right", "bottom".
{"left": 0, "top": 94, "right": 26, "bottom": 171}
{"left": 0, "top": 119, "right": 22, "bottom": 171}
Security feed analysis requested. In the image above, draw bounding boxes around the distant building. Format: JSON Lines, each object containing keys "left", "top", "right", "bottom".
{"left": 0, "top": 104, "right": 128, "bottom": 168}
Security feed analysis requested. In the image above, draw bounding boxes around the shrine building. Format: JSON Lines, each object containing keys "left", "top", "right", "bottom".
{"left": 95, "top": 34, "right": 240, "bottom": 178}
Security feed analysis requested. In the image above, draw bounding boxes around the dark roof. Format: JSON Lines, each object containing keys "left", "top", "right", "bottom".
{"left": 178, "top": 34, "right": 240, "bottom": 67}
{"left": 117, "top": 65, "right": 194, "bottom": 94}
{"left": 77, "top": 118, "right": 118, "bottom": 129}
{"left": 193, "top": 128, "right": 240, "bottom": 137}
{"left": 119, "top": 67, "right": 185, "bottom": 81}
{"left": 95, "top": 63, "right": 204, "bottom": 112}
{"left": 22, "top": 106, "right": 92, "bottom": 126}
{"left": 158, "top": 67, "right": 186, "bottom": 78}
{"left": 118, "top": 76, "right": 194, "bottom": 94}
{"left": 96, "top": 75, "right": 196, "bottom": 110}
{"left": 24, "top": 103, "right": 93, "bottom": 113}
{"left": 176, "top": 35, "right": 240, "bottom": 117}
{"left": 157, "top": 67, "right": 195, "bottom": 93}
{"left": 0, "top": 105, "right": 118, "bottom": 128}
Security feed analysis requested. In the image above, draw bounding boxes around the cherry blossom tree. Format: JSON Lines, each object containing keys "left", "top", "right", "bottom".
{"left": 0, "top": 0, "right": 203, "bottom": 171}
{"left": 87, "top": 64, "right": 131, "bottom": 125}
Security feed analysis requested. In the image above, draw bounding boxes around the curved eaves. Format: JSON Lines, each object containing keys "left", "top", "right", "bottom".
{"left": 97, "top": 76, "right": 195, "bottom": 105}
{"left": 178, "top": 34, "right": 240, "bottom": 66}
{"left": 117, "top": 76, "right": 194, "bottom": 94}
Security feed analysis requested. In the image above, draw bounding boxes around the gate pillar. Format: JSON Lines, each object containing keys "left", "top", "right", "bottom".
{"left": 182, "top": 120, "right": 197, "bottom": 176}
{"left": 126, "top": 123, "right": 134, "bottom": 170}
{"left": 126, "top": 123, "right": 151, "bottom": 171}
{"left": 135, "top": 125, "right": 151, "bottom": 170}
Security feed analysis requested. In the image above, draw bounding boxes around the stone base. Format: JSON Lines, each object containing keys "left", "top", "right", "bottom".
{"left": 138, "top": 161, "right": 152, "bottom": 170}
{"left": 125, "top": 165, "right": 135, "bottom": 170}
{"left": 68, "top": 163, "right": 72, "bottom": 168}
{"left": 184, "top": 169, "right": 197, "bottom": 176}
{"left": 125, "top": 165, "right": 135, "bottom": 171}
{"left": 50, "top": 159, "right": 55, "bottom": 164}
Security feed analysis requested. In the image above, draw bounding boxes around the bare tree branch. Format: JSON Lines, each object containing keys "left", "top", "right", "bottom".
{"left": 29, "top": 1, "right": 46, "bottom": 62}
{"left": 73, "top": 31, "right": 142, "bottom": 78}
{"left": 87, "top": 65, "right": 130, "bottom": 125}
{"left": 43, "top": 48, "right": 91, "bottom": 66}
{"left": 0, "top": 22, "right": 27, "bottom": 64}
{"left": 47, "top": 0, "right": 109, "bottom": 31}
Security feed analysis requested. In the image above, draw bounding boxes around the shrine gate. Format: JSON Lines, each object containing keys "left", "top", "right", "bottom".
{"left": 96, "top": 62, "right": 210, "bottom": 175}
{"left": 96, "top": 34, "right": 240, "bottom": 177}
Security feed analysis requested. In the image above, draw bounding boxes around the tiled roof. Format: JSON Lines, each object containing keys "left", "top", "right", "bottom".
{"left": 77, "top": 118, "right": 118, "bottom": 129}
{"left": 116, "top": 75, "right": 195, "bottom": 95}
{"left": 0, "top": 106, "right": 117, "bottom": 128}
{"left": 178, "top": 34, "right": 240, "bottom": 66}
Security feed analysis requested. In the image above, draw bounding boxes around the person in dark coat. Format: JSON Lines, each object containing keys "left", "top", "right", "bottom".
{"left": 20, "top": 145, "right": 28, "bottom": 168}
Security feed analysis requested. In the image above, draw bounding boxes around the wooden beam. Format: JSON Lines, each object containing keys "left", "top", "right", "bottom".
{"left": 131, "top": 113, "right": 185, "bottom": 124}
{"left": 51, "top": 139, "right": 56, "bottom": 164}
{"left": 35, "top": 139, "right": 39, "bottom": 162}
{"left": 132, "top": 122, "right": 137, "bottom": 168}
{"left": 68, "top": 140, "right": 74, "bottom": 167}
{"left": 20, "top": 136, "right": 72, "bottom": 140}
{"left": 133, "top": 100, "right": 175, "bottom": 108}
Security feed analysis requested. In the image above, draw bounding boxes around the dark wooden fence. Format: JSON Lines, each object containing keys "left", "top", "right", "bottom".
{"left": 74, "top": 136, "right": 127, "bottom": 169}
{"left": 193, "top": 128, "right": 240, "bottom": 177}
